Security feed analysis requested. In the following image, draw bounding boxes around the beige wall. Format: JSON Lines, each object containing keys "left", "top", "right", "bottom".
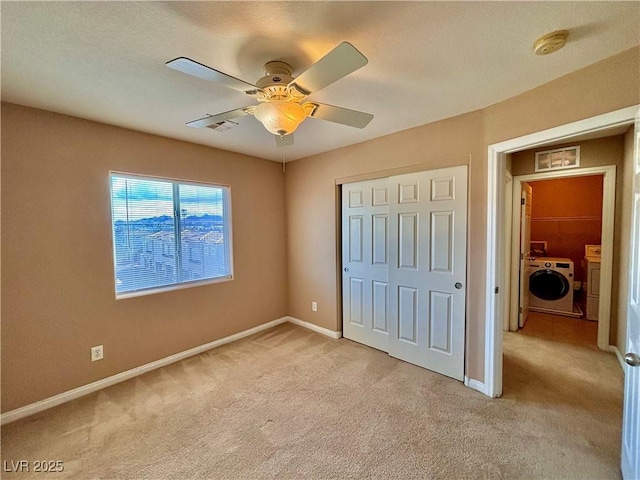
{"left": 1, "top": 103, "right": 288, "bottom": 412}
{"left": 286, "top": 46, "right": 639, "bottom": 383}
{"left": 512, "top": 136, "right": 626, "bottom": 344}
{"left": 482, "top": 47, "right": 639, "bottom": 146}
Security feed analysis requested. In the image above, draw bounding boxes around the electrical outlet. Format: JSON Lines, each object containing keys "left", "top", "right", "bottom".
{"left": 311, "top": 301, "right": 318, "bottom": 312}
{"left": 91, "top": 345, "right": 104, "bottom": 362}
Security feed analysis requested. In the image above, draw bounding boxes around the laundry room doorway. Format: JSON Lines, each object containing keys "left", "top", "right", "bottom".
{"left": 485, "top": 105, "right": 637, "bottom": 398}
{"left": 508, "top": 162, "right": 616, "bottom": 351}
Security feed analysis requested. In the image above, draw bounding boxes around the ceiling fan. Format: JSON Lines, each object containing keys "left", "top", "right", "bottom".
{"left": 166, "top": 42, "right": 374, "bottom": 147}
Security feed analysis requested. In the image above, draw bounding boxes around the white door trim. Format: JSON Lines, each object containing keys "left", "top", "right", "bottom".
{"left": 509, "top": 166, "right": 616, "bottom": 349}
{"left": 485, "top": 104, "right": 639, "bottom": 398}
{"left": 621, "top": 107, "right": 640, "bottom": 480}
{"left": 503, "top": 171, "right": 513, "bottom": 332}
{"left": 516, "top": 182, "right": 533, "bottom": 329}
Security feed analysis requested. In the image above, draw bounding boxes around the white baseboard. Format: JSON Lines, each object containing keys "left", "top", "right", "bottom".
{"left": 607, "top": 345, "right": 627, "bottom": 374}
{"left": 1, "top": 316, "right": 343, "bottom": 425}
{"left": 464, "top": 376, "right": 490, "bottom": 396}
{"left": 0, "top": 316, "right": 290, "bottom": 426}
{"left": 286, "top": 316, "right": 343, "bottom": 339}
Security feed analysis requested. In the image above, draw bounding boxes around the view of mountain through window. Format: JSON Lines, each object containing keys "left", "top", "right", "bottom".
{"left": 110, "top": 173, "right": 232, "bottom": 297}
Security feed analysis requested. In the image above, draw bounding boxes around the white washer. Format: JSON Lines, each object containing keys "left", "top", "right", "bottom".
{"left": 528, "top": 257, "right": 574, "bottom": 315}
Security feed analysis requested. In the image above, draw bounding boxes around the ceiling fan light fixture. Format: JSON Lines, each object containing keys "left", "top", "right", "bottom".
{"left": 254, "top": 101, "right": 307, "bottom": 136}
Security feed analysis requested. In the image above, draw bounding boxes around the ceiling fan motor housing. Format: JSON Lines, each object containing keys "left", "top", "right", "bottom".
{"left": 256, "top": 61, "right": 297, "bottom": 100}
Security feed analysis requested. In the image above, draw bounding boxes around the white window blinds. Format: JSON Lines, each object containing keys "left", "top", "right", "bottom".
{"left": 110, "top": 173, "right": 232, "bottom": 298}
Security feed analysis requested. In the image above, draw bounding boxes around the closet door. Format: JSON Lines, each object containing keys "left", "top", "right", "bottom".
{"left": 388, "top": 166, "right": 468, "bottom": 381}
{"left": 342, "top": 179, "right": 390, "bottom": 352}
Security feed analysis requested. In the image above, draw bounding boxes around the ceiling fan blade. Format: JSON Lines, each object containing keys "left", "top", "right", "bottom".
{"left": 308, "top": 103, "right": 373, "bottom": 129}
{"left": 186, "top": 107, "right": 252, "bottom": 128}
{"left": 275, "top": 134, "right": 294, "bottom": 147}
{"left": 166, "top": 57, "right": 262, "bottom": 97}
{"left": 288, "top": 42, "right": 368, "bottom": 96}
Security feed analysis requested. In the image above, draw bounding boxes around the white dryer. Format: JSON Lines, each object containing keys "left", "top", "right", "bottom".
{"left": 528, "top": 257, "right": 575, "bottom": 316}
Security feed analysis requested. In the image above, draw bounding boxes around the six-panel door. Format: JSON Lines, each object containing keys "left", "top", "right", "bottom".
{"left": 342, "top": 178, "right": 390, "bottom": 352}
{"left": 342, "top": 165, "right": 468, "bottom": 381}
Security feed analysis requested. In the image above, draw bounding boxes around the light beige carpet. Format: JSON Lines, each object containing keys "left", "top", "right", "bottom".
{"left": 1, "top": 323, "right": 624, "bottom": 479}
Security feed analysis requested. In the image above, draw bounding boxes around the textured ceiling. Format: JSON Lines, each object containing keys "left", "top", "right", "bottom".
{"left": 2, "top": 2, "right": 639, "bottom": 162}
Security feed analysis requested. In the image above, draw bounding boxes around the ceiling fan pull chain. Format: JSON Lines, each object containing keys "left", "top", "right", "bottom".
{"left": 281, "top": 139, "right": 286, "bottom": 173}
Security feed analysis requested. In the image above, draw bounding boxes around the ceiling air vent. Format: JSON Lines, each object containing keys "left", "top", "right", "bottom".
{"left": 206, "top": 120, "right": 239, "bottom": 132}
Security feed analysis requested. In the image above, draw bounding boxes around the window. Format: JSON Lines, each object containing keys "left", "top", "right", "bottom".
{"left": 110, "top": 172, "right": 233, "bottom": 298}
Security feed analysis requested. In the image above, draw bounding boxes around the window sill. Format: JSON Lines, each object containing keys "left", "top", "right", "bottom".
{"left": 115, "top": 274, "right": 233, "bottom": 300}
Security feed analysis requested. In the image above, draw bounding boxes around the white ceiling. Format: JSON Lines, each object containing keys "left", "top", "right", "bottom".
{"left": 2, "top": 2, "right": 639, "bottom": 162}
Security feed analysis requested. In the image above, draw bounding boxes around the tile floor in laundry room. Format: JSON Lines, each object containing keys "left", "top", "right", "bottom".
{"left": 520, "top": 310, "right": 598, "bottom": 348}
{"left": 520, "top": 288, "right": 599, "bottom": 347}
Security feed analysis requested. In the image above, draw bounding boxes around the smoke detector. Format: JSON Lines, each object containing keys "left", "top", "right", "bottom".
{"left": 534, "top": 30, "right": 569, "bottom": 55}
